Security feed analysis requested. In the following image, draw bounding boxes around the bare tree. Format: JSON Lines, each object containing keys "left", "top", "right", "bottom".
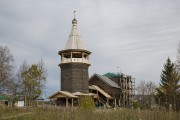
{"left": 146, "top": 81, "right": 156, "bottom": 95}
{"left": 136, "top": 80, "right": 146, "bottom": 95}
{"left": 136, "top": 80, "right": 156, "bottom": 95}
{"left": 0, "top": 45, "right": 14, "bottom": 93}
{"left": 16, "top": 60, "right": 29, "bottom": 95}
{"left": 136, "top": 80, "right": 157, "bottom": 107}
{"left": 37, "top": 59, "right": 47, "bottom": 89}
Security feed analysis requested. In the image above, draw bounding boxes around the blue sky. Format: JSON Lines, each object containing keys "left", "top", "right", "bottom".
{"left": 0, "top": 0, "right": 180, "bottom": 97}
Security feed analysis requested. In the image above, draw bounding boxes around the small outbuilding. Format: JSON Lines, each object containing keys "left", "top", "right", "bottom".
{"left": 0, "top": 95, "right": 11, "bottom": 106}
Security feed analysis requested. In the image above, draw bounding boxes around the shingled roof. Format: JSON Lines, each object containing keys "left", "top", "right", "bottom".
{"left": 90, "top": 74, "right": 120, "bottom": 88}
{"left": 65, "top": 18, "right": 85, "bottom": 50}
{"left": 48, "top": 91, "right": 78, "bottom": 99}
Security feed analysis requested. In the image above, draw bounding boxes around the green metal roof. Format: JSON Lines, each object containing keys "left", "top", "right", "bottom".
{"left": 0, "top": 95, "right": 8, "bottom": 100}
{"left": 103, "top": 72, "right": 120, "bottom": 78}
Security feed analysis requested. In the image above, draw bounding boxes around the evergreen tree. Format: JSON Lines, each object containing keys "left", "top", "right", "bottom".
{"left": 156, "top": 57, "right": 180, "bottom": 110}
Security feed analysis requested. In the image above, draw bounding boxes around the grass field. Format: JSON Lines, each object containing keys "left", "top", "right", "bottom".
{"left": 0, "top": 107, "right": 180, "bottom": 120}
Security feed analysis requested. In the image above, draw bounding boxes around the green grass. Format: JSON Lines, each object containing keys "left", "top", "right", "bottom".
{"left": 0, "top": 107, "right": 180, "bottom": 120}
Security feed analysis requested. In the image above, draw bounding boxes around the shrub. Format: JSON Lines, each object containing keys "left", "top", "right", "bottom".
{"left": 78, "top": 96, "right": 95, "bottom": 111}
{"left": 132, "top": 100, "right": 139, "bottom": 109}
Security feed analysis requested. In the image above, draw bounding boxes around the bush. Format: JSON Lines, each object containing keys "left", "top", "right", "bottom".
{"left": 78, "top": 96, "right": 95, "bottom": 111}
{"left": 132, "top": 100, "right": 139, "bottom": 109}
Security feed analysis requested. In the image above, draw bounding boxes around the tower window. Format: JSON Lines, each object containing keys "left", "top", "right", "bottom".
{"left": 72, "top": 53, "right": 82, "bottom": 58}
{"left": 63, "top": 53, "right": 71, "bottom": 58}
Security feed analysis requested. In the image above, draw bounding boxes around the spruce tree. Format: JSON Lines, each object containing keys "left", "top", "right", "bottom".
{"left": 156, "top": 57, "right": 180, "bottom": 110}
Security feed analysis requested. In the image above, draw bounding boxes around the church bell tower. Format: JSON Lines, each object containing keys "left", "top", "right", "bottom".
{"left": 58, "top": 16, "right": 91, "bottom": 93}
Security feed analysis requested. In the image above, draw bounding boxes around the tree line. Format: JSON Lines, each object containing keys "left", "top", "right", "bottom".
{"left": 0, "top": 45, "right": 47, "bottom": 106}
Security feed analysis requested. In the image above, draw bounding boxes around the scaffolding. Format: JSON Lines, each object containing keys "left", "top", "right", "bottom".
{"left": 104, "top": 72, "right": 135, "bottom": 107}
{"left": 119, "top": 74, "right": 135, "bottom": 106}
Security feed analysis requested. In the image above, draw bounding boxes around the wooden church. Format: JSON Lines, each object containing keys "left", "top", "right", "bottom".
{"left": 48, "top": 15, "right": 135, "bottom": 107}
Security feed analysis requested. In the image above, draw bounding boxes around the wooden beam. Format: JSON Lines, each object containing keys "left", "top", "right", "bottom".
{"left": 66, "top": 98, "right": 68, "bottom": 107}
{"left": 107, "top": 99, "right": 109, "bottom": 106}
{"left": 71, "top": 52, "right": 72, "bottom": 62}
{"left": 71, "top": 98, "right": 73, "bottom": 107}
{"left": 119, "top": 99, "right": 121, "bottom": 107}
{"left": 115, "top": 99, "right": 117, "bottom": 107}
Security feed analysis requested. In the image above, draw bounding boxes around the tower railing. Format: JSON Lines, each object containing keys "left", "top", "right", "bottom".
{"left": 62, "top": 58, "right": 88, "bottom": 63}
